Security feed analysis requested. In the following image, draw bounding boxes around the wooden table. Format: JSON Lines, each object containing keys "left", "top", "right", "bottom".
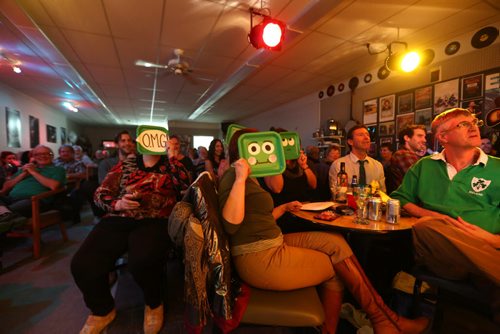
{"left": 292, "top": 209, "right": 418, "bottom": 234}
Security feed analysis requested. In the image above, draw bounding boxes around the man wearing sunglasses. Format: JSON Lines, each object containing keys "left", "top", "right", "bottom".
{"left": 391, "top": 108, "right": 499, "bottom": 299}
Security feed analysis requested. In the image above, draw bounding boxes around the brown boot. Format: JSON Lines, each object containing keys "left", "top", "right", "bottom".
{"left": 319, "top": 286, "right": 343, "bottom": 334}
{"left": 334, "top": 256, "right": 429, "bottom": 334}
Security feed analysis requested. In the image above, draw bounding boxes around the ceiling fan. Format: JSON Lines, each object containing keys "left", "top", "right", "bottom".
{"left": 135, "top": 48, "right": 192, "bottom": 76}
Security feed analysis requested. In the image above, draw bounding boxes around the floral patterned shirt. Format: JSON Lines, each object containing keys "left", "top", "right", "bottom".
{"left": 94, "top": 154, "right": 189, "bottom": 220}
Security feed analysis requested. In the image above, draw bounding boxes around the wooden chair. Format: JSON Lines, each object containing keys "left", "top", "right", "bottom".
{"left": 7, "top": 187, "right": 69, "bottom": 259}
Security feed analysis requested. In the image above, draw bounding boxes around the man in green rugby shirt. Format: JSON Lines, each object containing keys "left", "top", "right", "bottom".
{"left": 392, "top": 108, "right": 499, "bottom": 290}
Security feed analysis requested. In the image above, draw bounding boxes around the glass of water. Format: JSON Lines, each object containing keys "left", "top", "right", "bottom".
{"left": 354, "top": 186, "right": 370, "bottom": 224}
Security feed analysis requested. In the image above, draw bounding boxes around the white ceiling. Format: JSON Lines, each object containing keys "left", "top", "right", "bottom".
{"left": 0, "top": 0, "right": 499, "bottom": 126}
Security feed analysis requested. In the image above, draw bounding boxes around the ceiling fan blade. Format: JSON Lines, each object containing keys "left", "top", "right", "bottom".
{"left": 135, "top": 59, "right": 169, "bottom": 69}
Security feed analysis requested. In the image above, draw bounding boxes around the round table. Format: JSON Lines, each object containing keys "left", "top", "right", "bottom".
{"left": 292, "top": 209, "right": 418, "bottom": 234}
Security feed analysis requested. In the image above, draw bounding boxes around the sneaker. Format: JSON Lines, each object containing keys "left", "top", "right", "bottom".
{"left": 144, "top": 304, "right": 164, "bottom": 334}
{"left": 79, "top": 309, "right": 116, "bottom": 334}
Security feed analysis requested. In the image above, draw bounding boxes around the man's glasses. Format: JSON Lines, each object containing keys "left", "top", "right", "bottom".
{"left": 443, "top": 118, "right": 484, "bottom": 133}
{"left": 33, "top": 152, "right": 53, "bottom": 157}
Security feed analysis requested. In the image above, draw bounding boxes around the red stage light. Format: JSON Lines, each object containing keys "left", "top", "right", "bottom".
{"left": 249, "top": 18, "right": 286, "bottom": 51}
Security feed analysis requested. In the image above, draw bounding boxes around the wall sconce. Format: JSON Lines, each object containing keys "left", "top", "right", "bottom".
{"left": 248, "top": 7, "right": 286, "bottom": 51}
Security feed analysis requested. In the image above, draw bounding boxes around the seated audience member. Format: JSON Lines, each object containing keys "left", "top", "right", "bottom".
{"left": 219, "top": 129, "right": 429, "bottom": 334}
{"left": 71, "top": 137, "right": 189, "bottom": 334}
{"left": 169, "top": 135, "right": 194, "bottom": 183}
{"left": 379, "top": 142, "right": 393, "bottom": 168}
{"left": 386, "top": 125, "right": 426, "bottom": 193}
{"left": 0, "top": 151, "right": 20, "bottom": 189}
{"left": 391, "top": 108, "right": 499, "bottom": 304}
{"left": 323, "top": 144, "right": 341, "bottom": 166}
{"left": 193, "top": 146, "right": 208, "bottom": 178}
{"left": 20, "top": 150, "right": 32, "bottom": 165}
{"left": 73, "top": 145, "right": 97, "bottom": 167}
{"left": 205, "top": 139, "right": 228, "bottom": 182}
{"left": 98, "top": 131, "right": 135, "bottom": 184}
{"left": 329, "top": 125, "right": 386, "bottom": 198}
{"left": 54, "top": 145, "right": 87, "bottom": 182}
{"left": 307, "top": 145, "right": 331, "bottom": 201}
{"left": 53, "top": 144, "right": 87, "bottom": 222}
{"left": 480, "top": 136, "right": 493, "bottom": 155}
{"left": 0, "top": 145, "right": 66, "bottom": 220}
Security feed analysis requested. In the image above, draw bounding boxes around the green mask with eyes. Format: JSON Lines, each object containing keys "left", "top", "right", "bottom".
{"left": 225, "top": 124, "right": 246, "bottom": 145}
{"left": 279, "top": 132, "right": 300, "bottom": 160}
{"left": 238, "top": 131, "right": 285, "bottom": 177}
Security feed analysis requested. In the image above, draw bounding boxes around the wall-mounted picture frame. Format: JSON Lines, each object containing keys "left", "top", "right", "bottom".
{"left": 60, "top": 127, "right": 67, "bottom": 144}
{"left": 396, "top": 113, "right": 415, "bottom": 136}
{"left": 461, "top": 74, "right": 483, "bottom": 100}
{"left": 461, "top": 99, "right": 484, "bottom": 115}
{"left": 46, "top": 124, "right": 57, "bottom": 143}
{"left": 379, "top": 94, "right": 395, "bottom": 122}
{"left": 366, "top": 124, "right": 378, "bottom": 142}
{"left": 363, "top": 99, "right": 378, "bottom": 124}
{"left": 414, "top": 86, "right": 433, "bottom": 110}
{"left": 379, "top": 121, "right": 395, "bottom": 136}
{"left": 6, "top": 107, "right": 21, "bottom": 148}
{"left": 380, "top": 136, "right": 393, "bottom": 147}
{"left": 434, "top": 79, "right": 459, "bottom": 114}
{"left": 29, "top": 115, "right": 40, "bottom": 148}
{"left": 397, "top": 92, "right": 413, "bottom": 115}
{"left": 414, "top": 108, "right": 433, "bottom": 132}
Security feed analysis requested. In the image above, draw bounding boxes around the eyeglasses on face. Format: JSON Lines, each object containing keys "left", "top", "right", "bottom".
{"left": 33, "top": 152, "right": 53, "bottom": 157}
{"left": 442, "top": 118, "right": 484, "bottom": 133}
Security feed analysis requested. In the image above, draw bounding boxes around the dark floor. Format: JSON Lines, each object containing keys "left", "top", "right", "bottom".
{"left": 0, "top": 205, "right": 498, "bottom": 334}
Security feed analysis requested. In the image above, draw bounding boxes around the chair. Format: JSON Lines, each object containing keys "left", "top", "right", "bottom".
{"left": 411, "top": 266, "right": 495, "bottom": 330}
{"left": 7, "top": 186, "right": 70, "bottom": 258}
{"left": 181, "top": 172, "right": 325, "bottom": 331}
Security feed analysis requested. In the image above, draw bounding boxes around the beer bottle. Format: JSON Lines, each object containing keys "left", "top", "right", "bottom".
{"left": 335, "top": 162, "right": 348, "bottom": 203}
{"left": 351, "top": 174, "right": 359, "bottom": 197}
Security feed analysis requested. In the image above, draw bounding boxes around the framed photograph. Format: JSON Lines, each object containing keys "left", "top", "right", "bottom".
{"left": 6, "top": 107, "right": 21, "bottom": 148}
{"left": 461, "top": 74, "right": 483, "bottom": 100}
{"left": 363, "top": 99, "right": 378, "bottom": 124}
{"left": 379, "top": 121, "right": 395, "bottom": 136}
{"left": 397, "top": 92, "right": 413, "bottom": 115}
{"left": 366, "top": 124, "right": 378, "bottom": 142}
{"left": 29, "top": 115, "right": 40, "bottom": 148}
{"left": 60, "top": 127, "right": 67, "bottom": 144}
{"left": 414, "top": 108, "right": 433, "bottom": 132}
{"left": 379, "top": 95, "right": 395, "bottom": 122}
{"left": 380, "top": 136, "right": 393, "bottom": 147}
{"left": 414, "top": 86, "right": 433, "bottom": 110}
{"left": 396, "top": 113, "right": 415, "bottom": 136}
{"left": 434, "top": 79, "right": 459, "bottom": 114}
{"left": 461, "top": 99, "right": 484, "bottom": 116}
{"left": 46, "top": 124, "right": 57, "bottom": 143}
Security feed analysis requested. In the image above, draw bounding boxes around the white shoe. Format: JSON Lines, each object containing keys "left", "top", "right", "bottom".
{"left": 144, "top": 304, "right": 164, "bottom": 334}
{"left": 79, "top": 309, "right": 116, "bottom": 334}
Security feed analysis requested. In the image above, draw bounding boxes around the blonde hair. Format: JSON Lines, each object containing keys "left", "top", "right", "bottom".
{"left": 431, "top": 108, "right": 473, "bottom": 135}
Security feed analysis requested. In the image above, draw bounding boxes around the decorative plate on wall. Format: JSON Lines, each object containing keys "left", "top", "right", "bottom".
{"left": 364, "top": 73, "right": 372, "bottom": 83}
{"left": 338, "top": 83, "right": 345, "bottom": 92}
{"left": 318, "top": 91, "right": 324, "bottom": 99}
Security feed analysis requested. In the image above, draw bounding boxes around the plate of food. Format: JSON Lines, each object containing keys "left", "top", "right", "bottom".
{"left": 301, "top": 202, "right": 335, "bottom": 211}
{"left": 313, "top": 210, "right": 339, "bottom": 221}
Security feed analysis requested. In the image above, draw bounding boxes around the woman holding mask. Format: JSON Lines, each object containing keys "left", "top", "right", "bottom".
{"left": 218, "top": 129, "right": 429, "bottom": 334}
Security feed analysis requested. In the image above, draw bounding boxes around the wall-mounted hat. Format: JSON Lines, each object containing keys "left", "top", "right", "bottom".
{"left": 318, "top": 91, "right": 324, "bottom": 99}
{"left": 377, "top": 65, "right": 390, "bottom": 80}
{"left": 338, "top": 83, "right": 345, "bottom": 92}
{"left": 364, "top": 73, "right": 372, "bottom": 83}
{"left": 348, "top": 77, "right": 359, "bottom": 91}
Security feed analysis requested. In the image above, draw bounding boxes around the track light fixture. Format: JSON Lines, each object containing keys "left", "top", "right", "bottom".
{"left": 367, "top": 40, "right": 434, "bottom": 73}
{"left": 248, "top": 7, "right": 286, "bottom": 51}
